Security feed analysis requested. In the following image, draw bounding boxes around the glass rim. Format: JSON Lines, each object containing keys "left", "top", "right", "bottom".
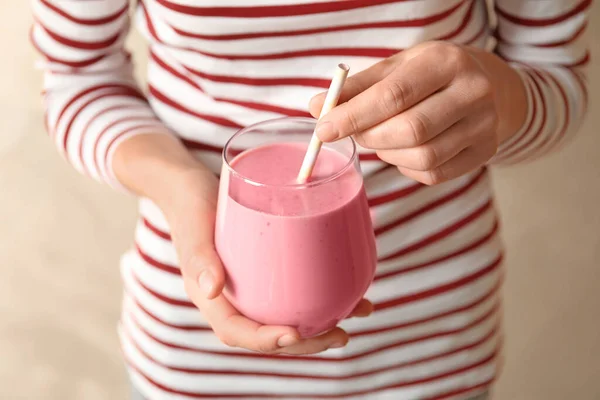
{"left": 222, "top": 117, "right": 358, "bottom": 189}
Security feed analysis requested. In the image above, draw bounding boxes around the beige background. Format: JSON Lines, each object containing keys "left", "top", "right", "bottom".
{"left": 1, "top": 2, "right": 599, "bottom": 400}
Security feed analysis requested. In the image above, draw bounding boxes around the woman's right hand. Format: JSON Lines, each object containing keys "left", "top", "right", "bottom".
{"left": 113, "top": 133, "right": 372, "bottom": 355}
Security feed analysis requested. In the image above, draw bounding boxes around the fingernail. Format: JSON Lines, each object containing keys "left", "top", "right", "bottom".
{"left": 316, "top": 121, "right": 336, "bottom": 142}
{"left": 198, "top": 270, "right": 215, "bottom": 298}
{"left": 329, "top": 341, "right": 346, "bottom": 349}
{"left": 277, "top": 334, "right": 298, "bottom": 347}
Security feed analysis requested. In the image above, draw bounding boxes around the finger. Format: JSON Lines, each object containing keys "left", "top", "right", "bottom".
{"left": 316, "top": 52, "right": 455, "bottom": 142}
{"left": 346, "top": 298, "right": 374, "bottom": 318}
{"left": 188, "top": 288, "right": 301, "bottom": 353}
{"left": 375, "top": 112, "right": 498, "bottom": 170}
{"left": 397, "top": 139, "right": 498, "bottom": 185}
{"left": 309, "top": 58, "right": 395, "bottom": 118}
{"left": 353, "top": 84, "right": 477, "bottom": 150}
{"left": 173, "top": 203, "right": 226, "bottom": 300}
{"left": 277, "top": 327, "right": 350, "bottom": 355}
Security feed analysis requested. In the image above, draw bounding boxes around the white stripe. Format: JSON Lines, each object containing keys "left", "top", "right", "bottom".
{"left": 496, "top": 36, "right": 588, "bottom": 65}
{"left": 40, "top": 0, "right": 126, "bottom": 19}
{"left": 496, "top": 0, "right": 583, "bottom": 19}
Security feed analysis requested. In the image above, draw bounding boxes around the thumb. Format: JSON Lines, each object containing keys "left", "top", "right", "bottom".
{"left": 183, "top": 243, "right": 226, "bottom": 300}
{"left": 308, "top": 92, "right": 325, "bottom": 119}
{"left": 171, "top": 208, "right": 226, "bottom": 300}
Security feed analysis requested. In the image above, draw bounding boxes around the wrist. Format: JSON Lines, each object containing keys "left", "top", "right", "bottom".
{"left": 112, "top": 133, "right": 213, "bottom": 208}
{"left": 465, "top": 46, "right": 529, "bottom": 145}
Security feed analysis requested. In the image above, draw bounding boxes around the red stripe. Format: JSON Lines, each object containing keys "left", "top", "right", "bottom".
{"left": 142, "top": 218, "right": 171, "bottom": 240}
{"left": 149, "top": 51, "right": 206, "bottom": 91}
{"left": 183, "top": 64, "right": 331, "bottom": 89}
{"left": 375, "top": 255, "right": 502, "bottom": 312}
{"left": 36, "top": 19, "right": 121, "bottom": 50}
{"left": 353, "top": 277, "right": 502, "bottom": 338}
{"left": 136, "top": 243, "right": 181, "bottom": 275}
{"left": 222, "top": 98, "right": 311, "bottom": 118}
{"left": 155, "top": 0, "right": 414, "bottom": 18}
{"left": 374, "top": 220, "right": 499, "bottom": 282}
{"left": 149, "top": 85, "right": 241, "bottom": 129}
{"left": 194, "top": 46, "right": 401, "bottom": 61}
{"left": 132, "top": 271, "right": 193, "bottom": 308}
{"left": 421, "top": 378, "right": 495, "bottom": 400}
{"left": 127, "top": 292, "right": 210, "bottom": 331}
{"left": 438, "top": 0, "right": 476, "bottom": 41}
{"left": 180, "top": 138, "right": 225, "bottom": 154}
{"left": 358, "top": 152, "right": 380, "bottom": 161}
{"left": 495, "top": 0, "right": 592, "bottom": 27}
{"left": 79, "top": 104, "right": 145, "bottom": 174}
{"left": 40, "top": 0, "right": 128, "bottom": 26}
{"left": 124, "top": 318, "right": 498, "bottom": 381}
{"left": 368, "top": 181, "right": 424, "bottom": 207}
{"left": 62, "top": 87, "right": 144, "bottom": 150}
{"left": 139, "top": 0, "right": 162, "bottom": 43}
{"left": 378, "top": 199, "right": 493, "bottom": 262}
{"left": 171, "top": 1, "right": 466, "bottom": 40}
{"left": 30, "top": 26, "right": 108, "bottom": 68}
{"left": 374, "top": 169, "right": 486, "bottom": 236}
{"left": 568, "top": 51, "right": 591, "bottom": 67}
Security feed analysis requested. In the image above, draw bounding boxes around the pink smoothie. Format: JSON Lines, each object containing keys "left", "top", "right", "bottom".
{"left": 216, "top": 142, "right": 377, "bottom": 337}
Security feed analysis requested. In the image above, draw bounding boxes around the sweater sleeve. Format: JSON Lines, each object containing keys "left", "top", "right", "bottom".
{"left": 490, "top": 0, "right": 591, "bottom": 165}
{"left": 31, "top": 0, "right": 172, "bottom": 190}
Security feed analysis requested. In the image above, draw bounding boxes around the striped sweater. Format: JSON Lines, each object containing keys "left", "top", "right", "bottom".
{"left": 31, "top": 1, "right": 590, "bottom": 399}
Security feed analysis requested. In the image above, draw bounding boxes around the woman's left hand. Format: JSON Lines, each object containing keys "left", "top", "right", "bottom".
{"left": 310, "top": 41, "right": 527, "bottom": 185}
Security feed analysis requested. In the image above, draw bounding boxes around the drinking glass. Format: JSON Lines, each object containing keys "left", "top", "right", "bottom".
{"left": 215, "top": 117, "right": 376, "bottom": 337}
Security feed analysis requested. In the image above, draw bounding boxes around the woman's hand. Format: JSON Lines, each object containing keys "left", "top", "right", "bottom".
{"left": 310, "top": 41, "right": 528, "bottom": 185}
{"left": 113, "top": 133, "right": 372, "bottom": 355}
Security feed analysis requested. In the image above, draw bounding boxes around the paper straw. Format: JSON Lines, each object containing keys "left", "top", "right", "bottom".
{"left": 297, "top": 63, "right": 350, "bottom": 184}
